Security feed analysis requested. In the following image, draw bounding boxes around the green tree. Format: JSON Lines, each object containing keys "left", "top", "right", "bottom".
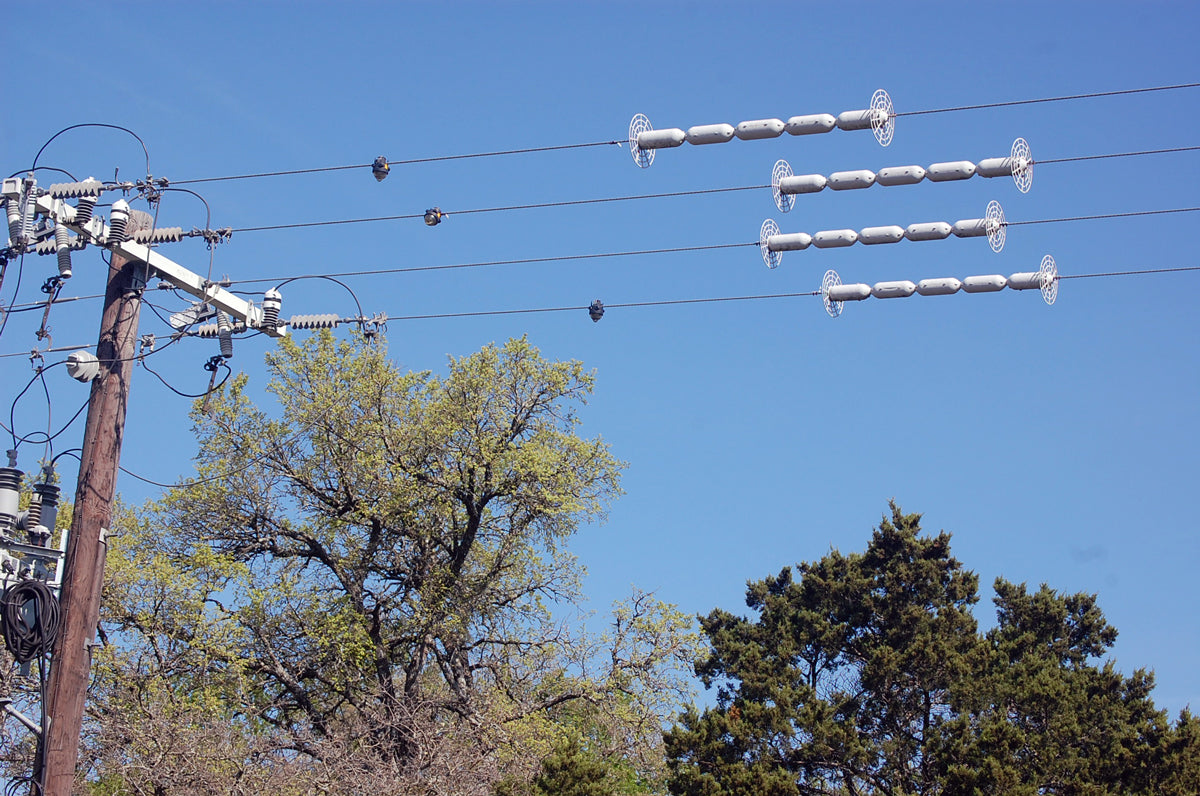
{"left": 665, "top": 504, "right": 1200, "bottom": 796}
{"left": 87, "top": 333, "right": 698, "bottom": 795}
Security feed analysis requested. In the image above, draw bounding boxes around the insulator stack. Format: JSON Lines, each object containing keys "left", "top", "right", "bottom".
{"left": 629, "top": 89, "right": 894, "bottom": 168}
{"left": 759, "top": 201, "right": 1006, "bottom": 268}
{"left": 108, "top": 199, "right": 130, "bottom": 245}
{"left": 195, "top": 319, "right": 247, "bottom": 337}
{"left": 34, "top": 236, "right": 85, "bottom": 256}
{"left": 217, "top": 312, "right": 234, "bottom": 359}
{"left": 19, "top": 185, "right": 38, "bottom": 242}
{"left": 819, "top": 256, "right": 1059, "bottom": 318}
{"left": 46, "top": 179, "right": 105, "bottom": 199}
{"left": 75, "top": 194, "right": 98, "bottom": 227}
{"left": 130, "top": 227, "right": 184, "bottom": 244}
{"left": 287, "top": 313, "right": 341, "bottom": 330}
{"left": 0, "top": 467, "right": 23, "bottom": 534}
{"left": 5, "top": 198, "right": 21, "bottom": 245}
{"left": 262, "top": 288, "right": 282, "bottom": 330}
{"left": 54, "top": 223, "right": 73, "bottom": 278}
{"left": 770, "top": 138, "right": 1033, "bottom": 211}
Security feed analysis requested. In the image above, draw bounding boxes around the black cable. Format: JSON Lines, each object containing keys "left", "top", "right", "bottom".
{"left": 0, "top": 254, "right": 26, "bottom": 339}
{"left": 141, "top": 357, "right": 231, "bottom": 399}
{"left": 272, "top": 275, "right": 365, "bottom": 321}
{"left": 232, "top": 242, "right": 759, "bottom": 286}
{"left": 170, "top": 140, "right": 623, "bottom": 186}
{"left": 1005, "top": 207, "right": 1200, "bottom": 226}
{"left": 30, "top": 123, "right": 150, "bottom": 176}
{"left": 895, "top": 82, "right": 1200, "bottom": 117}
{"left": 0, "top": 294, "right": 106, "bottom": 314}
{"left": 0, "top": 580, "right": 61, "bottom": 664}
{"left": 1037, "top": 144, "right": 1200, "bottom": 165}
{"left": 5, "top": 165, "right": 78, "bottom": 182}
{"left": 1057, "top": 265, "right": 1200, "bottom": 280}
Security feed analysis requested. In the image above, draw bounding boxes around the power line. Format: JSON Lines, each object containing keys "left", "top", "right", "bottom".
{"left": 1005, "top": 206, "right": 1200, "bottom": 227}
{"left": 1037, "top": 144, "right": 1200, "bottom": 165}
{"left": 895, "top": 82, "right": 1200, "bottom": 117}
{"left": 171, "top": 140, "right": 624, "bottom": 186}
{"left": 1057, "top": 265, "right": 1200, "bottom": 280}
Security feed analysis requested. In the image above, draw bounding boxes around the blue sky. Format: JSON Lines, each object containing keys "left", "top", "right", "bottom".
{"left": 3, "top": 2, "right": 1198, "bottom": 715}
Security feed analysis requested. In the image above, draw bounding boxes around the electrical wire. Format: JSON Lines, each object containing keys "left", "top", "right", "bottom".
{"left": 141, "top": 356, "right": 232, "bottom": 399}
{"left": 169, "top": 140, "right": 623, "bottom": 186}
{"left": 272, "top": 275, "right": 365, "bottom": 321}
{"left": 29, "top": 122, "right": 151, "bottom": 177}
{"left": 1, "top": 580, "right": 61, "bottom": 663}
{"left": 1004, "top": 207, "right": 1200, "bottom": 227}
{"left": 1056, "top": 265, "right": 1200, "bottom": 280}
{"left": 1036, "top": 144, "right": 1200, "bottom": 165}
{"left": 895, "top": 82, "right": 1200, "bottom": 117}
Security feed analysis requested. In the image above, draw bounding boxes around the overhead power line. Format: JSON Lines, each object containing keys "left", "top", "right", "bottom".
{"left": 895, "top": 82, "right": 1200, "bottom": 117}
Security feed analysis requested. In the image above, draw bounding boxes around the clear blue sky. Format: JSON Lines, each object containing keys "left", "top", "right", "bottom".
{"left": 3, "top": 2, "right": 1198, "bottom": 716}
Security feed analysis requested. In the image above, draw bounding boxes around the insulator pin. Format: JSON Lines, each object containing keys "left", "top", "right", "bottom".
{"left": 636, "top": 128, "right": 686, "bottom": 149}
{"left": 287, "top": 313, "right": 341, "bottom": 330}
{"left": 217, "top": 312, "right": 234, "bottom": 358}
{"left": 262, "top": 288, "right": 282, "bottom": 330}
{"left": 75, "top": 193, "right": 98, "bottom": 227}
{"left": 108, "top": 200, "right": 130, "bottom": 244}
{"left": 685, "top": 124, "right": 735, "bottom": 145}
{"left": 734, "top": 119, "right": 785, "bottom": 140}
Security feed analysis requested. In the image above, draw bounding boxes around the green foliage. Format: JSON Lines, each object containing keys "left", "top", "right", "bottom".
{"left": 90, "top": 333, "right": 698, "bottom": 795}
{"left": 666, "top": 503, "right": 1200, "bottom": 796}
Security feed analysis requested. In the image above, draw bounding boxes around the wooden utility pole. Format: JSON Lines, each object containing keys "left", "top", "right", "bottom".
{"left": 41, "top": 210, "right": 152, "bottom": 795}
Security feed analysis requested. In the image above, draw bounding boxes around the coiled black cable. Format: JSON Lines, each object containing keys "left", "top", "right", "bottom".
{"left": 1, "top": 580, "right": 61, "bottom": 663}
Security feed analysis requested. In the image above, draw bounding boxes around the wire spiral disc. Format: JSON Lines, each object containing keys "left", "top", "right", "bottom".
{"left": 985, "top": 200, "right": 1007, "bottom": 253}
{"left": 821, "top": 269, "right": 844, "bottom": 317}
{"left": 1039, "top": 254, "right": 1058, "bottom": 305}
{"left": 628, "top": 114, "right": 655, "bottom": 169}
{"left": 1011, "top": 137, "right": 1033, "bottom": 194}
{"left": 870, "top": 89, "right": 895, "bottom": 147}
{"left": 772, "top": 160, "right": 795, "bottom": 213}
{"left": 760, "top": 219, "right": 782, "bottom": 269}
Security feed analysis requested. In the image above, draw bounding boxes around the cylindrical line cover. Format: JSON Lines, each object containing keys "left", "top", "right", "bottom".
{"left": 766, "top": 232, "right": 812, "bottom": 251}
{"left": 872, "top": 280, "right": 917, "bottom": 298}
{"left": 785, "top": 114, "right": 837, "bottom": 135}
{"left": 952, "top": 218, "right": 989, "bottom": 238}
{"left": 813, "top": 229, "right": 859, "bottom": 248}
{"left": 685, "top": 124, "right": 736, "bottom": 145}
{"left": 828, "top": 283, "right": 872, "bottom": 301}
{"left": 734, "top": 119, "right": 785, "bottom": 140}
{"left": 916, "top": 277, "right": 963, "bottom": 296}
{"left": 1007, "top": 272, "right": 1042, "bottom": 290}
{"left": 926, "top": 161, "right": 978, "bottom": 181}
{"left": 778, "top": 174, "right": 827, "bottom": 194}
{"left": 905, "top": 222, "right": 953, "bottom": 241}
{"left": 828, "top": 170, "right": 877, "bottom": 191}
{"left": 836, "top": 109, "right": 875, "bottom": 131}
{"left": 975, "top": 157, "right": 1014, "bottom": 178}
{"left": 859, "top": 225, "right": 905, "bottom": 245}
{"left": 876, "top": 165, "right": 926, "bottom": 186}
{"left": 961, "top": 274, "right": 1007, "bottom": 293}
{"left": 637, "top": 128, "right": 686, "bottom": 149}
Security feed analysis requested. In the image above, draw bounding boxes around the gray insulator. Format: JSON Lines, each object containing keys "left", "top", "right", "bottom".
{"left": 262, "top": 288, "right": 282, "bottom": 330}
{"left": 858, "top": 225, "right": 905, "bottom": 245}
{"left": 828, "top": 170, "right": 877, "bottom": 191}
{"left": 131, "top": 227, "right": 184, "bottom": 244}
{"left": 47, "top": 179, "right": 104, "bottom": 199}
{"left": 288, "top": 313, "right": 341, "bottom": 330}
{"left": 32, "top": 483, "right": 59, "bottom": 536}
{"left": 827, "top": 283, "right": 872, "bottom": 302}
{"left": 904, "top": 222, "right": 953, "bottom": 241}
{"left": 55, "top": 224, "right": 73, "bottom": 278}
{"left": 785, "top": 114, "right": 837, "bottom": 136}
{"left": 0, "top": 467, "right": 23, "bottom": 529}
{"left": 925, "top": 161, "right": 977, "bottom": 182}
{"left": 812, "top": 229, "right": 858, "bottom": 248}
{"left": 766, "top": 232, "right": 812, "bottom": 252}
{"left": 75, "top": 191, "right": 99, "bottom": 227}
{"left": 1007, "top": 272, "right": 1042, "bottom": 290}
{"left": 975, "top": 157, "right": 1014, "bottom": 178}
{"left": 961, "top": 275, "right": 1008, "bottom": 293}
{"left": 684, "top": 124, "right": 735, "bottom": 145}
{"left": 217, "top": 312, "right": 234, "bottom": 358}
{"left": 835, "top": 108, "right": 876, "bottom": 131}
{"left": 915, "top": 277, "right": 963, "bottom": 296}
{"left": 875, "top": 165, "right": 926, "bottom": 186}
{"left": 19, "top": 187, "right": 38, "bottom": 242}
{"left": 872, "top": 280, "right": 917, "bottom": 299}
{"left": 108, "top": 200, "right": 130, "bottom": 244}
{"left": 4, "top": 198, "right": 21, "bottom": 244}
{"left": 734, "top": 119, "right": 785, "bottom": 140}
{"left": 636, "top": 128, "right": 686, "bottom": 149}
{"left": 778, "top": 174, "right": 827, "bottom": 195}
{"left": 66, "top": 350, "right": 100, "bottom": 381}
{"left": 951, "top": 218, "right": 990, "bottom": 238}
